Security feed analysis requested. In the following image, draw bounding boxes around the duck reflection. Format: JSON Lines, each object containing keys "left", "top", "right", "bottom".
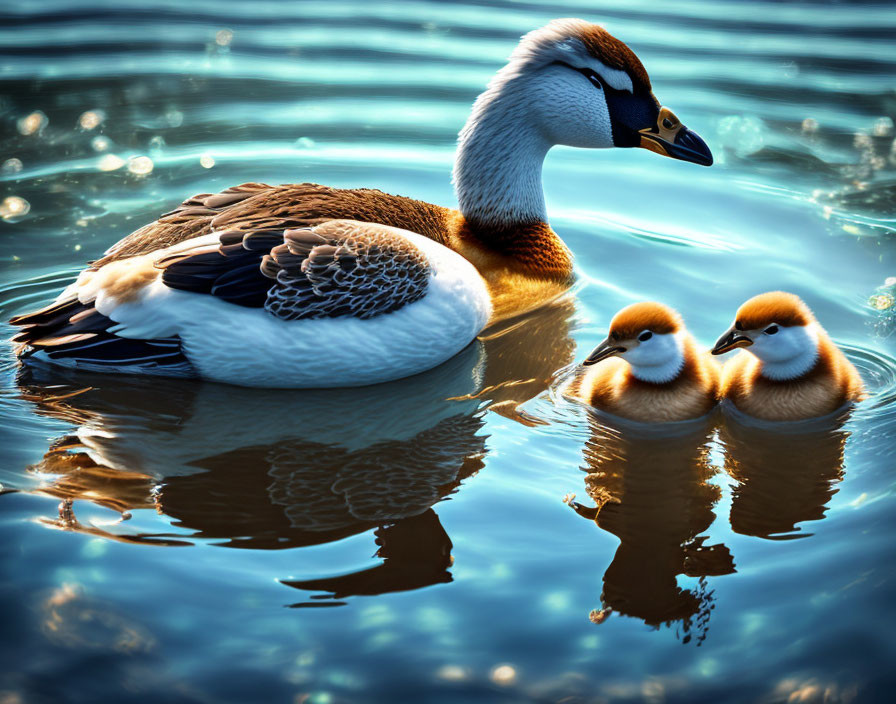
{"left": 719, "top": 409, "right": 850, "bottom": 540}
{"left": 18, "top": 297, "right": 576, "bottom": 602}
{"left": 567, "top": 414, "right": 734, "bottom": 643}
{"left": 282, "top": 509, "right": 454, "bottom": 606}
{"left": 455, "top": 296, "right": 577, "bottom": 424}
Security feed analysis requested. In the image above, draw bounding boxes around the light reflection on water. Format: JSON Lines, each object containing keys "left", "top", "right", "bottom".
{"left": 1, "top": 1, "right": 896, "bottom": 702}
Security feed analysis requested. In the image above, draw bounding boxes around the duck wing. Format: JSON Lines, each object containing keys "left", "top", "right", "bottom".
{"left": 10, "top": 294, "right": 194, "bottom": 376}
{"left": 157, "top": 220, "right": 433, "bottom": 319}
{"left": 93, "top": 182, "right": 451, "bottom": 267}
{"left": 93, "top": 182, "right": 269, "bottom": 265}
{"left": 11, "top": 220, "right": 435, "bottom": 372}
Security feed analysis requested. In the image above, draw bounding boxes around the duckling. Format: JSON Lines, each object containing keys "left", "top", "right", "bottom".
{"left": 568, "top": 302, "right": 719, "bottom": 422}
{"left": 711, "top": 291, "right": 864, "bottom": 421}
{"left": 9, "top": 19, "right": 712, "bottom": 388}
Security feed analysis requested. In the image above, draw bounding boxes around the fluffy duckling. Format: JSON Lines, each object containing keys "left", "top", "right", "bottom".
{"left": 711, "top": 291, "right": 864, "bottom": 421}
{"left": 568, "top": 302, "right": 719, "bottom": 422}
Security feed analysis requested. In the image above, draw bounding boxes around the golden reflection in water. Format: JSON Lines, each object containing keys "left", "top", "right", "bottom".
{"left": 40, "top": 582, "right": 156, "bottom": 653}
{"left": 567, "top": 414, "right": 735, "bottom": 643}
{"left": 17, "top": 298, "right": 576, "bottom": 601}
{"left": 466, "top": 296, "right": 577, "bottom": 424}
{"left": 719, "top": 411, "right": 850, "bottom": 540}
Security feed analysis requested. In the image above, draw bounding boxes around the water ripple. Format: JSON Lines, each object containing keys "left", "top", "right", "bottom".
{"left": 846, "top": 343, "right": 896, "bottom": 415}
{"left": 0, "top": 270, "right": 79, "bottom": 319}
{"left": 556, "top": 209, "right": 744, "bottom": 252}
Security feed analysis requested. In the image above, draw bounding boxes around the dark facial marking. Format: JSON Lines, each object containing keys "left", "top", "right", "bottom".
{"left": 553, "top": 61, "right": 659, "bottom": 147}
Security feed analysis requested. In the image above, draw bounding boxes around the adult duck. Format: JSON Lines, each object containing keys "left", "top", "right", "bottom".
{"left": 10, "top": 18, "right": 712, "bottom": 388}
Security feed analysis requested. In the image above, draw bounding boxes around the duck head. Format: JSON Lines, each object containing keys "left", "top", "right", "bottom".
{"left": 712, "top": 292, "right": 821, "bottom": 380}
{"left": 467, "top": 19, "right": 712, "bottom": 163}
{"left": 455, "top": 19, "right": 713, "bottom": 225}
{"left": 583, "top": 301, "right": 688, "bottom": 384}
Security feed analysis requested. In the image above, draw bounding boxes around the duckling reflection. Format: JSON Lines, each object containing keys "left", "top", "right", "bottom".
{"left": 567, "top": 415, "right": 734, "bottom": 642}
{"left": 18, "top": 297, "right": 576, "bottom": 601}
{"left": 719, "top": 409, "right": 850, "bottom": 540}
{"left": 282, "top": 509, "right": 454, "bottom": 606}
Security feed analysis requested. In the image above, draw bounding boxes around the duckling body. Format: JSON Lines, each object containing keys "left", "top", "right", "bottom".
{"left": 569, "top": 302, "right": 719, "bottom": 423}
{"left": 718, "top": 341, "right": 863, "bottom": 422}
{"left": 10, "top": 20, "right": 712, "bottom": 388}
{"left": 578, "top": 346, "right": 719, "bottom": 423}
{"left": 712, "top": 292, "right": 864, "bottom": 421}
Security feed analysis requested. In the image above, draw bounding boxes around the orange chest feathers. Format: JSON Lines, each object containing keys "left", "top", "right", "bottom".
{"left": 447, "top": 214, "right": 574, "bottom": 321}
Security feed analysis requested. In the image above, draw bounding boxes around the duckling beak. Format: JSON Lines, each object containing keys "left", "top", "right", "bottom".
{"left": 638, "top": 107, "right": 713, "bottom": 166}
{"left": 711, "top": 326, "right": 753, "bottom": 355}
{"left": 582, "top": 338, "right": 626, "bottom": 366}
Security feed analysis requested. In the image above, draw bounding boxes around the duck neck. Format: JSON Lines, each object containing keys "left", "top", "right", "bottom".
{"left": 453, "top": 83, "right": 551, "bottom": 229}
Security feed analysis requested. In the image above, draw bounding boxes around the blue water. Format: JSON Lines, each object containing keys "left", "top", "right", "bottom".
{"left": 1, "top": 1, "right": 896, "bottom": 702}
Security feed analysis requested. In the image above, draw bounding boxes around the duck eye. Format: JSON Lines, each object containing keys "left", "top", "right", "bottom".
{"left": 586, "top": 72, "right": 604, "bottom": 91}
{"left": 638, "top": 331, "right": 653, "bottom": 342}
{"left": 764, "top": 325, "right": 779, "bottom": 335}
{"left": 555, "top": 62, "right": 610, "bottom": 92}
{"left": 734, "top": 321, "right": 744, "bottom": 331}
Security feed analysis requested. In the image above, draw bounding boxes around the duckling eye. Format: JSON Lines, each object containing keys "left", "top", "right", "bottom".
{"left": 764, "top": 325, "right": 779, "bottom": 335}
{"left": 638, "top": 331, "right": 653, "bottom": 342}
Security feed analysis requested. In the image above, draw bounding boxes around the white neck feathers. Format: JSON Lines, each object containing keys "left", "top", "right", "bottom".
{"left": 755, "top": 324, "right": 821, "bottom": 381}
{"left": 452, "top": 74, "right": 551, "bottom": 226}
{"left": 452, "top": 21, "right": 626, "bottom": 227}
{"left": 627, "top": 332, "right": 686, "bottom": 384}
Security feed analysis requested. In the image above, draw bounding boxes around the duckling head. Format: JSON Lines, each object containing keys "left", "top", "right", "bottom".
{"left": 712, "top": 292, "right": 821, "bottom": 380}
{"left": 583, "top": 302, "right": 687, "bottom": 383}
{"left": 461, "top": 18, "right": 712, "bottom": 163}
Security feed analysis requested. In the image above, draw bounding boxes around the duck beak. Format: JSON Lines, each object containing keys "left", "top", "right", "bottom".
{"left": 638, "top": 107, "right": 713, "bottom": 166}
{"left": 582, "top": 338, "right": 625, "bottom": 366}
{"left": 711, "top": 326, "right": 753, "bottom": 355}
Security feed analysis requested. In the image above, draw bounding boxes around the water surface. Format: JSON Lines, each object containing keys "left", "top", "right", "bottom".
{"left": 2, "top": 1, "right": 896, "bottom": 702}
